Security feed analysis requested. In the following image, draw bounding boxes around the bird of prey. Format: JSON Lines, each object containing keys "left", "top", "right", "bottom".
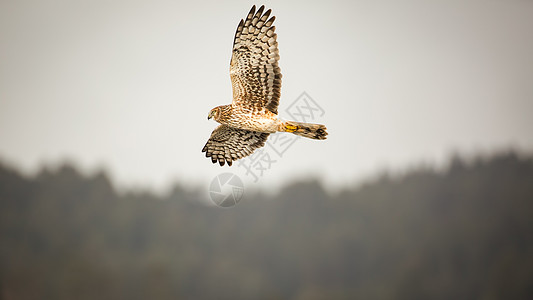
{"left": 202, "top": 5, "right": 327, "bottom": 166}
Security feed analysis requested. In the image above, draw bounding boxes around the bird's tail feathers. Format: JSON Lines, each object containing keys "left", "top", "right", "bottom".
{"left": 281, "top": 121, "right": 328, "bottom": 140}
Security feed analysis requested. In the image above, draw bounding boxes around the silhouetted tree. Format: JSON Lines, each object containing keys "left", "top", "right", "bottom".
{"left": 0, "top": 152, "right": 532, "bottom": 299}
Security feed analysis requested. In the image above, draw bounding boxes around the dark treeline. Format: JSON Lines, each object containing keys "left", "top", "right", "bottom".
{"left": 0, "top": 152, "right": 532, "bottom": 299}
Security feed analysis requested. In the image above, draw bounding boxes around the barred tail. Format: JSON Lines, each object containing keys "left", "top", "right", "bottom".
{"left": 281, "top": 121, "right": 328, "bottom": 140}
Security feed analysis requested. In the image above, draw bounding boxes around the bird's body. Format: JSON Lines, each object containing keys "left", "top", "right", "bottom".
{"left": 211, "top": 105, "right": 281, "bottom": 133}
{"left": 203, "top": 5, "right": 328, "bottom": 166}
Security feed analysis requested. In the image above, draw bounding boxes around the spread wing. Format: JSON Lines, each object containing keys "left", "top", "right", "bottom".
{"left": 202, "top": 125, "right": 270, "bottom": 166}
{"left": 230, "top": 5, "right": 282, "bottom": 114}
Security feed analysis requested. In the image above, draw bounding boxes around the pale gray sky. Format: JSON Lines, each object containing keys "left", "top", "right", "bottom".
{"left": 1, "top": 0, "right": 532, "bottom": 192}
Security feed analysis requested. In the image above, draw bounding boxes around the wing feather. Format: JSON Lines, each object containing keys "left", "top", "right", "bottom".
{"left": 230, "top": 5, "right": 282, "bottom": 114}
{"left": 202, "top": 125, "right": 270, "bottom": 166}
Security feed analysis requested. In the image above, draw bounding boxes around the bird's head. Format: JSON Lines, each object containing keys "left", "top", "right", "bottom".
{"left": 207, "top": 106, "right": 221, "bottom": 121}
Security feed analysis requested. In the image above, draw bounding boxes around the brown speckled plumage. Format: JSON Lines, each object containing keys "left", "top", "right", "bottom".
{"left": 203, "top": 5, "right": 328, "bottom": 167}
{"left": 202, "top": 125, "right": 269, "bottom": 167}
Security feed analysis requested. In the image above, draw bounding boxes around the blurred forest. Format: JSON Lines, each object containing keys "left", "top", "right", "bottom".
{"left": 0, "top": 152, "right": 532, "bottom": 300}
